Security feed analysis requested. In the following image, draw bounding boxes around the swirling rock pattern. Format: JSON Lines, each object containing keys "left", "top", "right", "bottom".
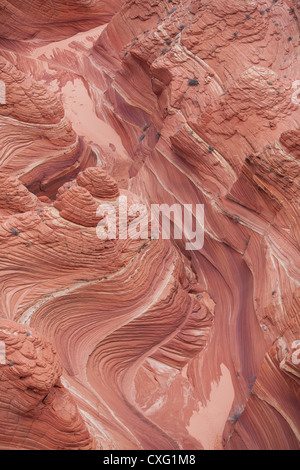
{"left": 0, "top": 0, "right": 123, "bottom": 41}
{"left": 0, "top": 319, "right": 93, "bottom": 449}
{"left": 0, "top": 0, "right": 299, "bottom": 450}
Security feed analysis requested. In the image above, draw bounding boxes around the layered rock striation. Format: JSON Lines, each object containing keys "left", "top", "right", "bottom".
{"left": 0, "top": 0, "right": 299, "bottom": 450}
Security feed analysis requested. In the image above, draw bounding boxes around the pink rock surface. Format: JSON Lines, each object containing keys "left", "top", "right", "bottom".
{"left": 0, "top": 0, "right": 123, "bottom": 41}
{"left": 0, "top": 318, "right": 93, "bottom": 449}
{"left": 0, "top": 0, "right": 299, "bottom": 450}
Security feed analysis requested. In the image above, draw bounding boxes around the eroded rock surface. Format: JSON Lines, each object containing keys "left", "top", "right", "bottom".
{"left": 0, "top": 0, "right": 299, "bottom": 450}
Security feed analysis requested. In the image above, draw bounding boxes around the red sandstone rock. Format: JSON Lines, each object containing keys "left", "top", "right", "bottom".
{"left": 0, "top": 0, "right": 299, "bottom": 451}
{"left": 77, "top": 167, "right": 120, "bottom": 200}
{"left": 0, "top": 0, "right": 123, "bottom": 41}
{"left": 0, "top": 318, "right": 94, "bottom": 449}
